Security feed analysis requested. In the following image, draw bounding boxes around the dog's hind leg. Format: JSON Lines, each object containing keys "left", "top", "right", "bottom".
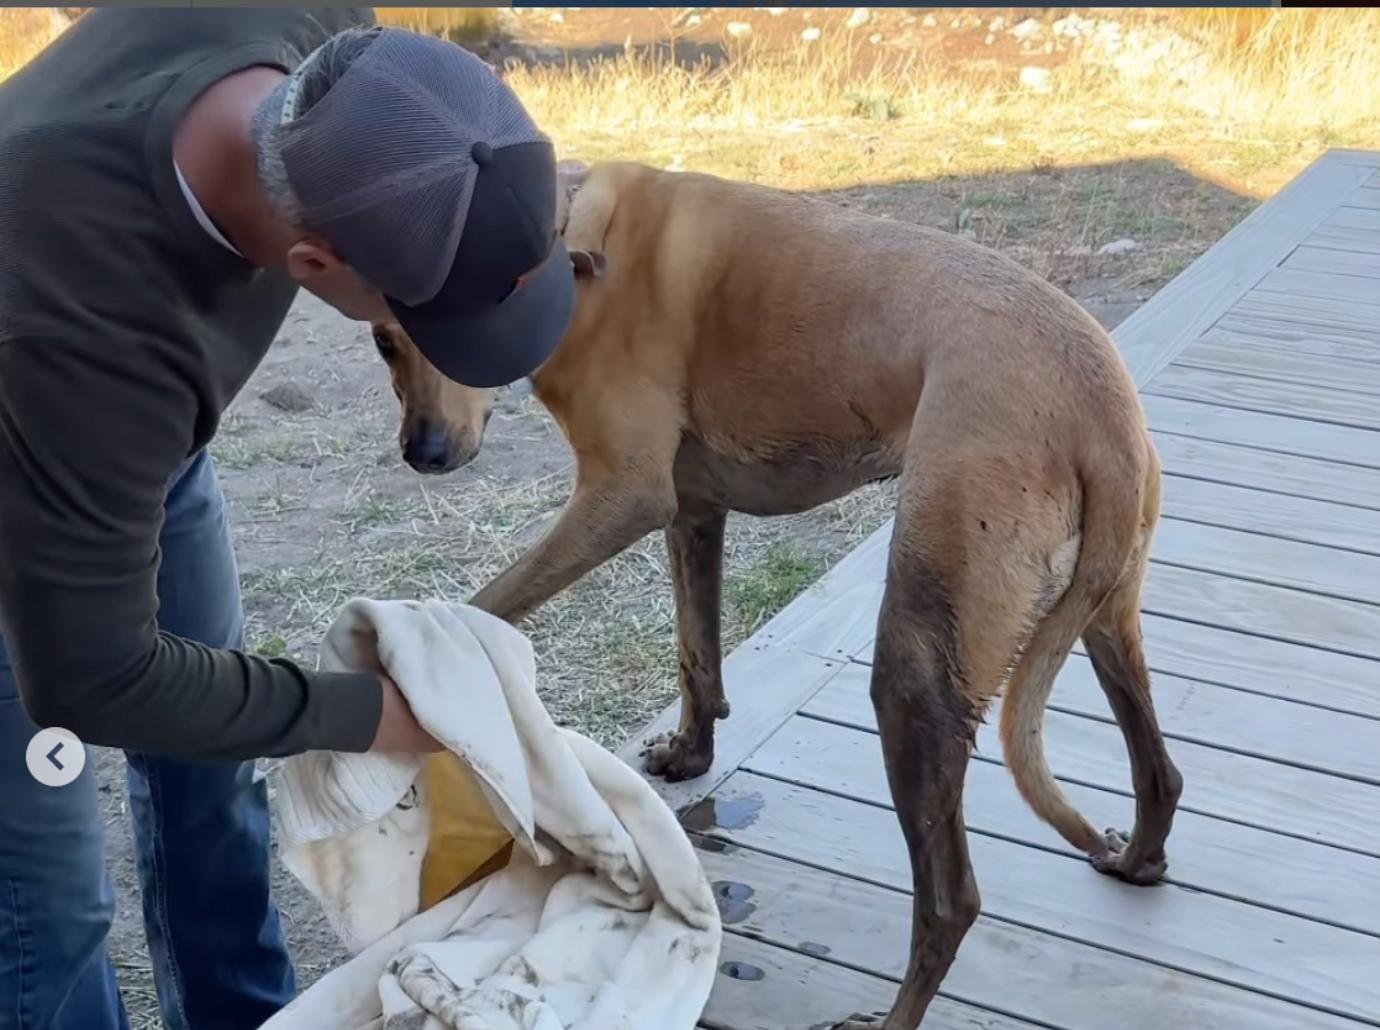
{"left": 644, "top": 505, "right": 729, "bottom": 782}
{"left": 832, "top": 451, "right": 1067, "bottom": 1030}
{"left": 830, "top": 570, "right": 983, "bottom": 1030}
{"left": 1083, "top": 454, "right": 1182, "bottom": 885}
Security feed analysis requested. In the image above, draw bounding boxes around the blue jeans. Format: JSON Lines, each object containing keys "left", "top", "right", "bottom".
{"left": 0, "top": 451, "right": 295, "bottom": 1029}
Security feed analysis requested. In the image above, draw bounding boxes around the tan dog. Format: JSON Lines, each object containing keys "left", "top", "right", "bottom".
{"left": 372, "top": 161, "right": 1183, "bottom": 1030}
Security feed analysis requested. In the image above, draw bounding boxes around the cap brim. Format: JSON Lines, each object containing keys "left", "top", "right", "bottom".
{"left": 390, "top": 238, "right": 575, "bottom": 388}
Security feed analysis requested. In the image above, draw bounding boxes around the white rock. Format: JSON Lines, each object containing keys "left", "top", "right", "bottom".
{"left": 765, "top": 7, "right": 786, "bottom": 15}
{"left": 1019, "top": 66, "right": 1052, "bottom": 92}
{"left": 726, "top": 21, "right": 751, "bottom": 38}
{"left": 989, "top": 15, "right": 1006, "bottom": 32}
{"left": 922, "top": 14, "right": 937, "bottom": 27}
{"left": 845, "top": 8, "right": 871, "bottom": 30}
{"left": 1010, "top": 17, "right": 1042, "bottom": 40}
{"left": 686, "top": 14, "right": 702, "bottom": 26}
{"left": 547, "top": 9, "right": 563, "bottom": 22}
{"left": 1098, "top": 237, "right": 1139, "bottom": 256}
{"left": 984, "top": 33, "right": 995, "bottom": 45}
{"left": 801, "top": 26, "right": 822, "bottom": 42}
{"left": 869, "top": 32, "right": 882, "bottom": 44}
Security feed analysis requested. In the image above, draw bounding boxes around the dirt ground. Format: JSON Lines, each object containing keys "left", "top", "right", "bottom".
{"left": 87, "top": 10, "right": 1260, "bottom": 1025}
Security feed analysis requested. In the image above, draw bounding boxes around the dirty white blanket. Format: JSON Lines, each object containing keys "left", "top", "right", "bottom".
{"left": 262, "top": 599, "right": 721, "bottom": 1030}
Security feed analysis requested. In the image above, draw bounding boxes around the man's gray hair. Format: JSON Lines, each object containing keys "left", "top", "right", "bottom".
{"left": 250, "top": 25, "right": 385, "bottom": 226}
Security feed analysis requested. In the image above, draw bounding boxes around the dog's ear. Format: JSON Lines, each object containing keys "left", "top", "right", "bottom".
{"left": 555, "top": 159, "right": 589, "bottom": 235}
{"left": 569, "top": 248, "right": 607, "bottom": 279}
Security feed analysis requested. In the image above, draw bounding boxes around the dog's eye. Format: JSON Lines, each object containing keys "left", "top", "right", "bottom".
{"left": 372, "top": 329, "right": 396, "bottom": 360}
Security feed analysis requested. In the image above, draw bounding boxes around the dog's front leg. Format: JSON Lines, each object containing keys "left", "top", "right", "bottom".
{"left": 644, "top": 505, "right": 729, "bottom": 782}
{"left": 469, "top": 477, "right": 677, "bottom": 625}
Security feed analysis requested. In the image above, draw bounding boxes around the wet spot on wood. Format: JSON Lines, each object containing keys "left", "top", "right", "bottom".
{"left": 720, "top": 960, "right": 766, "bottom": 982}
{"left": 713, "top": 880, "right": 757, "bottom": 924}
{"left": 800, "top": 941, "right": 832, "bottom": 957}
{"left": 681, "top": 792, "right": 765, "bottom": 832}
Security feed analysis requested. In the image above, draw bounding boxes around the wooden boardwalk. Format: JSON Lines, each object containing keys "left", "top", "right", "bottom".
{"left": 621, "top": 147, "right": 1380, "bottom": 1030}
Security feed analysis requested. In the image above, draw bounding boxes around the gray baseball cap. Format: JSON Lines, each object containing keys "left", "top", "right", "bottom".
{"left": 276, "top": 27, "right": 573, "bottom": 387}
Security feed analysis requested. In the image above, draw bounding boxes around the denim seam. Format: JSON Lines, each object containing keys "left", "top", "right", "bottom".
{"left": 142, "top": 760, "right": 191, "bottom": 1030}
{"left": 4, "top": 875, "right": 29, "bottom": 1029}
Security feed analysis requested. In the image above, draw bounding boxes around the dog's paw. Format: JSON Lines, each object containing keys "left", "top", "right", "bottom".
{"left": 641, "top": 731, "right": 713, "bottom": 782}
{"left": 1090, "top": 827, "right": 1168, "bottom": 886}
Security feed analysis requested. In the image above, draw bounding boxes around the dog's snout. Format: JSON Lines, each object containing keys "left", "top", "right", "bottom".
{"left": 402, "top": 425, "right": 456, "bottom": 474}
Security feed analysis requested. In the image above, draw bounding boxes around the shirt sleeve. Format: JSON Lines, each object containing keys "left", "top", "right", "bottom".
{"left": 0, "top": 334, "right": 382, "bottom": 759}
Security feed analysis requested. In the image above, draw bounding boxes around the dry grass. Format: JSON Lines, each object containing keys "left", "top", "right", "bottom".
{"left": 501, "top": 8, "right": 1380, "bottom": 197}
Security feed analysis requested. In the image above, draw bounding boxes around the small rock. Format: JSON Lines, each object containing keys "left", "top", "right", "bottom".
{"left": 1098, "top": 238, "right": 1139, "bottom": 256}
{"left": 958, "top": 228, "right": 977, "bottom": 241}
{"left": 869, "top": 32, "right": 882, "bottom": 44}
{"left": 547, "top": 10, "right": 563, "bottom": 23}
{"left": 765, "top": 7, "right": 786, "bottom": 15}
{"left": 922, "top": 14, "right": 937, "bottom": 27}
{"left": 726, "top": 21, "right": 751, "bottom": 38}
{"left": 1010, "top": 17, "right": 1042, "bottom": 41}
{"left": 845, "top": 8, "right": 871, "bottom": 30}
{"left": 984, "top": 33, "right": 995, "bottom": 45}
{"left": 1019, "top": 66, "right": 1052, "bottom": 92}
{"left": 989, "top": 15, "right": 1005, "bottom": 32}
{"left": 686, "top": 14, "right": 702, "bottom": 26}
{"left": 260, "top": 382, "right": 315, "bottom": 414}
{"left": 801, "top": 26, "right": 821, "bottom": 42}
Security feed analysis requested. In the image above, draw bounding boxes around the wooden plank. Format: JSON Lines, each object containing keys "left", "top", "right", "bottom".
{"left": 1148, "top": 363, "right": 1380, "bottom": 432}
{"left": 1133, "top": 612, "right": 1380, "bottom": 721}
{"left": 1152, "top": 431, "right": 1380, "bottom": 512}
{"left": 799, "top": 675, "right": 1380, "bottom": 855}
{"left": 1326, "top": 147, "right": 1380, "bottom": 169}
{"left": 1232, "top": 290, "right": 1380, "bottom": 342}
{"left": 702, "top": 935, "right": 1041, "bottom": 1030}
{"left": 1284, "top": 243, "right": 1380, "bottom": 279}
{"left": 1217, "top": 308, "right": 1380, "bottom": 351}
{"left": 1255, "top": 266, "right": 1380, "bottom": 307}
{"left": 1344, "top": 185, "right": 1380, "bottom": 211}
{"left": 1159, "top": 474, "right": 1380, "bottom": 556}
{"left": 714, "top": 765, "right": 1380, "bottom": 941}
{"left": 1175, "top": 328, "right": 1380, "bottom": 398}
{"left": 1149, "top": 516, "right": 1380, "bottom": 605}
{"left": 1144, "top": 394, "right": 1380, "bottom": 470}
{"left": 1109, "top": 151, "right": 1376, "bottom": 387}
{"left": 696, "top": 810, "right": 1380, "bottom": 1026}
{"left": 1309, "top": 204, "right": 1380, "bottom": 255}
{"left": 816, "top": 656, "right": 1380, "bottom": 785}
{"left": 1142, "top": 563, "right": 1380, "bottom": 661}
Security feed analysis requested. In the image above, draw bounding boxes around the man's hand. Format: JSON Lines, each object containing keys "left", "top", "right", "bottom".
{"left": 369, "top": 675, "right": 444, "bottom": 753}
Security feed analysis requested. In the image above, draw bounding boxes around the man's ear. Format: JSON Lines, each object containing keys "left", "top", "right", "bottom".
{"left": 569, "top": 248, "right": 606, "bottom": 279}
{"left": 555, "top": 158, "right": 589, "bottom": 235}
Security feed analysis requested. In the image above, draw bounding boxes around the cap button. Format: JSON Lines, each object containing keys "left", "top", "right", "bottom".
{"left": 471, "top": 141, "right": 493, "bottom": 165}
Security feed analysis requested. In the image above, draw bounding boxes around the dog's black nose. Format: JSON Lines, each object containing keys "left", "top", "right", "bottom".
{"left": 403, "top": 430, "right": 454, "bottom": 474}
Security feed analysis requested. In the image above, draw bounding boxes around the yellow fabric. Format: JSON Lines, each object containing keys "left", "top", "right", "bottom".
{"left": 419, "top": 752, "right": 514, "bottom": 910}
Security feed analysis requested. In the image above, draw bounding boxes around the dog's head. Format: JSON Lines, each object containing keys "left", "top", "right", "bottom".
{"left": 374, "top": 159, "right": 612, "bottom": 475}
{"left": 372, "top": 322, "right": 496, "bottom": 475}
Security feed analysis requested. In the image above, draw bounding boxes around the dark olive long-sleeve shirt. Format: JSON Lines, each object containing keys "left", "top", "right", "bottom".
{"left": 0, "top": 7, "right": 386, "bottom": 758}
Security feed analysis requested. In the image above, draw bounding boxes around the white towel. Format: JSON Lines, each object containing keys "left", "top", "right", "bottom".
{"left": 264, "top": 598, "right": 721, "bottom": 1030}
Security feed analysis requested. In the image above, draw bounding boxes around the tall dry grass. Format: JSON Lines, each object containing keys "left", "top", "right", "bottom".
{"left": 1, "top": 8, "right": 1377, "bottom": 190}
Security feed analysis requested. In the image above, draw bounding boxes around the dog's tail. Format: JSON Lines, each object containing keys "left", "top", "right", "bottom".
{"left": 997, "top": 445, "right": 1149, "bottom": 855}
